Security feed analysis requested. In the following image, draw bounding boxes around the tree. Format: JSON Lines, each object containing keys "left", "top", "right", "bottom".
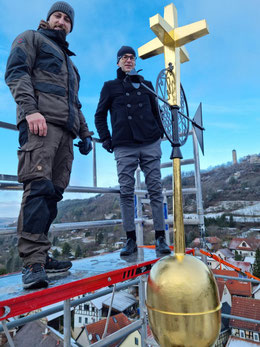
{"left": 75, "top": 245, "right": 82, "bottom": 258}
{"left": 253, "top": 248, "right": 260, "bottom": 278}
{"left": 96, "top": 232, "right": 104, "bottom": 245}
{"left": 53, "top": 236, "right": 59, "bottom": 246}
{"left": 234, "top": 250, "right": 242, "bottom": 261}
{"left": 229, "top": 215, "right": 236, "bottom": 228}
{"left": 0, "top": 268, "right": 7, "bottom": 275}
{"left": 62, "top": 242, "right": 72, "bottom": 257}
{"left": 52, "top": 249, "right": 60, "bottom": 258}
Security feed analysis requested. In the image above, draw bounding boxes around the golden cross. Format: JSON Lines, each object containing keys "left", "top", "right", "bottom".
{"left": 138, "top": 3, "right": 209, "bottom": 105}
{"left": 138, "top": 3, "right": 209, "bottom": 254}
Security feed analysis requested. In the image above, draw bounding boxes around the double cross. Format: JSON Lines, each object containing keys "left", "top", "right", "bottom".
{"left": 138, "top": 3, "right": 209, "bottom": 254}
{"left": 138, "top": 3, "right": 209, "bottom": 106}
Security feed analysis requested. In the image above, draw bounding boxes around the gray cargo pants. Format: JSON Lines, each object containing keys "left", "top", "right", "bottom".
{"left": 114, "top": 139, "right": 165, "bottom": 232}
{"left": 17, "top": 122, "right": 73, "bottom": 266}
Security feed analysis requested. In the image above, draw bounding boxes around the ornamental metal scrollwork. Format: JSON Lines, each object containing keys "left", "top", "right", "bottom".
{"left": 156, "top": 64, "right": 189, "bottom": 146}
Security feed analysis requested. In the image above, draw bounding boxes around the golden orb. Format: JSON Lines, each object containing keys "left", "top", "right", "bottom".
{"left": 147, "top": 254, "right": 221, "bottom": 347}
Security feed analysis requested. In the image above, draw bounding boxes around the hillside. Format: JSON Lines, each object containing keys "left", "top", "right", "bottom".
{"left": 55, "top": 154, "right": 260, "bottom": 223}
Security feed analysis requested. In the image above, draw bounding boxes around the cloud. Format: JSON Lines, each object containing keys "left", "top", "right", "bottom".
{"left": 0, "top": 198, "right": 21, "bottom": 218}
{"left": 206, "top": 121, "right": 243, "bottom": 130}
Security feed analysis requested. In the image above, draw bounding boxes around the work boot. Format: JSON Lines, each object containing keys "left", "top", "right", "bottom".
{"left": 155, "top": 236, "right": 171, "bottom": 254}
{"left": 120, "top": 238, "right": 137, "bottom": 256}
{"left": 45, "top": 255, "right": 72, "bottom": 273}
{"left": 22, "top": 263, "right": 48, "bottom": 290}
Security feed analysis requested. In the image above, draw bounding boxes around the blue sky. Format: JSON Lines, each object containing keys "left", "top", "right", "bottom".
{"left": 0, "top": 0, "right": 259, "bottom": 217}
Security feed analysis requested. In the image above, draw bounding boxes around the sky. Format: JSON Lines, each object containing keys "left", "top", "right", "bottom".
{"left": 0, "top": 0, "right": 259, "bottom": 218}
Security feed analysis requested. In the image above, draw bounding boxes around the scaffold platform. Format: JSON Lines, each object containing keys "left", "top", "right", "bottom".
{"left": 0, "top": 248, "right": 161, "bottom": 321}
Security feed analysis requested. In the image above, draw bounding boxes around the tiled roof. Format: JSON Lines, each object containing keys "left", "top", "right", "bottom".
{"left": 226, "top": 280, "right": 252, "bottom": 297}
{"left": 229, "top": 238, "right": 260, "bottom": 251}
{"left": 206, "top": 236, "right": 221, "bottom": 243}
{"left": 193, "top": 237, "right": 221, "bottom": 245}
{"left": 230, "top": 296, "right": 260, "bottom": 332}
{"left": 146, "top": 324, "right": 159, "bottom": 346}
{"left": 217, "top": 248, "right": 234, "bottom": 258}
{"left": 85, "top": 313, "right": 131, "bottom": 345}
{"left": 213, "top": 270, "right": 252, "bottom": 297}
{"left": 217, "top": 280, "right": 225, "bottom": 299}
{"left": 212, "top": 269, "right": 239, "bottom": 280}
{"left": 91, "top": 291, "right": 136, "bottom": 312}
{"left": 10, "top": 320, "right": 65, "bottom": 346}
{"left": 102, "top": 292, "right": 136, "bottom": 311}
{"left": 227, "top": 259, "right": 251, "bottom": 272}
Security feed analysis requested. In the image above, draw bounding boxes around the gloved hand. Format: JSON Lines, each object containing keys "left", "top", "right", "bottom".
{"left": 102, "top": 138, "right": 113, "bottom": 153}
{"left": 75, "top": 136, "right": 92, "bottom": 155}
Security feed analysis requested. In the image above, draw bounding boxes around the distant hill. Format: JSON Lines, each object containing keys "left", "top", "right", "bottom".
{"left": 0, "top": 218, "right": 17, "bottom": 227}
{"left": 55, "top": 154, "right": 260, "bottom": 224}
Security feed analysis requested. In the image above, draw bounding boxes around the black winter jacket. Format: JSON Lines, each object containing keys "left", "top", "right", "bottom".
{"left": 94, "top": 68, "right": 163, "bottom": 148}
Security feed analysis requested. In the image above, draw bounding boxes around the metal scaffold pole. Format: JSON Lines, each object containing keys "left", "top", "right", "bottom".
{"left": 64, "top": 299, "right": 71, "bottom": 347}
{"left": 192, "top": 128, "right": 206, "bottom": 263}
{"left": 135, "top": 167, "right": 148, "bottom": 346}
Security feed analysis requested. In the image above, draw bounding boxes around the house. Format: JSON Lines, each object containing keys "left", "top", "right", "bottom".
{"left": 102, "top": 292, "right": 137, "bottom": 317}
{"left": 207, "top": 255, "right": 223, "bottom": 269}
{"left": 216, "top": 248, "right": 234, "bottom": 260}
{"left": 74, "top": 313, "right": 139, "bottom": 346}
{"left": 191, "top": 237, "right": 222, "bottom": 251}
{"left": 227, "top": 259, "right": 252, "bottom": 275}
{"left": 216, "top": 280, "right": 231, "bottom": 306}
{"left": 207, "top": 254, "right": 243, "bottom": 270}
{"left": 229, "top": 238, "right": 260, "bottom": 258}
{"left": 221, "top": 301, "right": 231, "bottom": 331}
{"left": 245, "top": 256, "right": 256, "bottom": 265}
{"left": 115, "top": 241, "right": 125, "bottom": 249}
{"left": 214, "top": 302, "right": 232, "bottom": 347}
{"left": 253, "top": 285, "right": 260, "bottom": 300}
{"left": 226, "top": 336, "right": 260, "bottom": 346}
{"left": 146, "top": 324, "right": 159, "bottom": 347}
{"left": 226, "top": 280, "right": 252, "bottom": 298}
{"left": 213, "top": 269, "right": 251, "bottom": 300}
{"left": 74, "top": 291, "right": 137, "bottom": 328}
{"left": 4, "top": 320, "right": 78, "bottom": 347}
{"left": 212, "top": 269, "right": 239, "bottom": 282}
{"left": 230, "top": 296, "right": 260, "bottom": 344}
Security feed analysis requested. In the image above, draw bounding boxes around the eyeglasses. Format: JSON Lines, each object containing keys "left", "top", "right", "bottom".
{"left": 120, "top": 54, "right": 136, "bottom": 61}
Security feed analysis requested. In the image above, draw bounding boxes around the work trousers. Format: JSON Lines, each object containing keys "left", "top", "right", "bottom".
{"left": 17, "top": 122, "right": 73, "bottom": 266}
{"left": 114, "top": 139, "right": 165, "bottom": 233}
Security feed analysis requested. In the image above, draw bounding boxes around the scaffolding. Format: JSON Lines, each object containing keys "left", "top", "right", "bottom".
{"left": 0, "top": 121, "right": 259, "bottom": 347}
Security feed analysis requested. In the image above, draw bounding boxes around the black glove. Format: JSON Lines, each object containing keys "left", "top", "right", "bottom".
{"left": 102, "top": 138, "right": 113, "bottom": 153}
{"left": 75, "top": 137, "right": 92, "bottom": 155}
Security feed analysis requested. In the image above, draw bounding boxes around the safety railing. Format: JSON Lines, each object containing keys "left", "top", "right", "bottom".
{"left": 0, "top": 120, "right": 205, "bottom": 347}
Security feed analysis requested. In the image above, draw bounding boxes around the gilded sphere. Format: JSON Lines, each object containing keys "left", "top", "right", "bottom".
{"left": 147, "top": 254, "right": 221, "bottom": 347}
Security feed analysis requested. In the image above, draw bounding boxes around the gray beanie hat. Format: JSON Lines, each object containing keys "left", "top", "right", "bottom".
{"left": 47, "top": 1, "right": 74, "bottom": 32}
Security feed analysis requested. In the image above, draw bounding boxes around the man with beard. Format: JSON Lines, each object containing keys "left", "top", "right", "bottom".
{"left": 5, "top": 1, "right": 93, "bottom": 289}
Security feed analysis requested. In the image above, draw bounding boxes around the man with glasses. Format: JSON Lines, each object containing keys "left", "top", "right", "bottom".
{"left": 95, "top": 46, "right": 171, "bottom": 256}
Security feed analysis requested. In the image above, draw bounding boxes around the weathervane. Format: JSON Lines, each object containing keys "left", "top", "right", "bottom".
{"left": 135, "top": 3, "right": 221, "bottom": 346}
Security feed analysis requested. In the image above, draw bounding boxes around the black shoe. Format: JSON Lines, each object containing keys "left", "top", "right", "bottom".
{"left": 155, "top": 236, "right": 171, "bottom": 254}
{"left": 120, "top": 238, "right": 137, "bottom": 256}
{"left": 45, "top": 255, "right": 72, "bottom": 273}
{"left": 22, "top": 263, "right": 49, "bottom": 290}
